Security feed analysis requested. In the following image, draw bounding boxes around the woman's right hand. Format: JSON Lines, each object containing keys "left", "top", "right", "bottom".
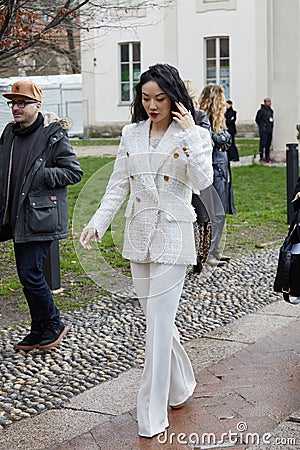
{"left": 295, "top": 192, "right": 300, "bottom": 200}
{"left": 80, "top": 228, "right": 99, "bottom": 250}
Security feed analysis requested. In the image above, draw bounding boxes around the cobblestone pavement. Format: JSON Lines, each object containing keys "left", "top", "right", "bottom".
{"left": 0, "top": 248, "right": 281, "bottom": 428}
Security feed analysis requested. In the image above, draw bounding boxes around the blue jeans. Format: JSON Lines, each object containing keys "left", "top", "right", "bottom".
{"left": 14, "top": 241, "right": 61, "bottom": 331}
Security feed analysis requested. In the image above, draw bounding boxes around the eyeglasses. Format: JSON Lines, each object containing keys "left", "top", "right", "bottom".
{"left": 7, "top": 100, "right": 38, "bottom": 109}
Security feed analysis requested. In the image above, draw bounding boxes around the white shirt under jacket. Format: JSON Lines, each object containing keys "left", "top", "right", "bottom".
{"left": 86, "top": 119, "right": 213, "bottom": 265}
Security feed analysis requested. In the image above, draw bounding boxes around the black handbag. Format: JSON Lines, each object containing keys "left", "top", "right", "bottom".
{"left": 192, "top": 193, "right": 210, "bottom": 223}
{"left": 274, "top": 211, "right": 300, "bottom": 304}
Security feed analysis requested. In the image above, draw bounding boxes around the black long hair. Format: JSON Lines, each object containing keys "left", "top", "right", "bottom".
{"left": 131, "top": 63, "right": 195, "bottom": 123}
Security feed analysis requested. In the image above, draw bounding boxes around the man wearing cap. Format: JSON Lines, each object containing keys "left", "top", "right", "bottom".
{"left": 0, "top": 80, "right": 83, "bottom": 351}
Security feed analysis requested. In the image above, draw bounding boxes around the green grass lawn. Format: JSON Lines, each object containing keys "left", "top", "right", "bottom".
{"left": 236, "top": 139, "right": 259, "bottom": 158}
{"left": 0, "top": 154, "right": 289, "bottom": 314}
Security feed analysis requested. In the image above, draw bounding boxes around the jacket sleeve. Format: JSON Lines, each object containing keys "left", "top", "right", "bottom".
{"left": 177, "top": 126, "right": 213, "bottom": 192}
{"left": 43, "top": 134, "right": 83, "bottom": 188}
{"left": 0, "top": 123, "right": 12, "bottom": 145}
{"left": 84, "top": 127, "right": 130, "bottom": 239}
{"left": 255, "top": 109, "right": 262, "bottom": 125}
{"left": 195, "top": 109, "right": 211, "bottom": 133}
{"left": 212, "top": 129, "right": 232, "bottom": 151}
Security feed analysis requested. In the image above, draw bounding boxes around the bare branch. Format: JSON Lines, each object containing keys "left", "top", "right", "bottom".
{"left": 0, "top": 0, "right": 173, "bottom": 73}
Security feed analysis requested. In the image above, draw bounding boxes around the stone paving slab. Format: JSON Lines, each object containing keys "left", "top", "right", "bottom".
{"left": 73, "top": 145, "right": 118, "bottom": 158}
{"left": 65, "top": 369, "right": 141, "bottom": 415}
{"left": 0, "top": 408, "right": 109, "bottom": 450}
{"left": 204, "top": 308, "right": 296, "bottom": 344}
{"left": 0, "top": 370, "right": 141, "bottom": 450}
{"left": 255, "top": 300, "right": 300, "bottom": 318}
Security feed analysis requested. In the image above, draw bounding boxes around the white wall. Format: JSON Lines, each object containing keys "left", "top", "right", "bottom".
{"left": 81, "top": 6, "right": 168, "bottom": 128}
{"left": 82, "top": 0, "right": 265, "bottom": 128}
{"left": 271, "top": 0, "right": 300, "bottom": 158}
{"left": 175, "top": 0, "right": 258, "bottom": 122}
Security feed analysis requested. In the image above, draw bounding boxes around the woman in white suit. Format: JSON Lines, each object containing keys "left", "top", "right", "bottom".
{"left": 80, "top": 64, "right": 213, "bottom": 438}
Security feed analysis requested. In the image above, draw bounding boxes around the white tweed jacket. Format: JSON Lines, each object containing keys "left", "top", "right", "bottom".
{"left": 86, "top": 119, "right": 213, "bottom": 265}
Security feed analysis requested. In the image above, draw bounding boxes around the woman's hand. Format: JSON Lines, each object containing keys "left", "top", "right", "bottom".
{"left": 294, "top": 192, "right": 300, "bottom": 200}
{"left": 80, "top": 228, "right": 99, "bottom": 250}
{"left": 172, "top": 102, "right": 195, "bottom": 131}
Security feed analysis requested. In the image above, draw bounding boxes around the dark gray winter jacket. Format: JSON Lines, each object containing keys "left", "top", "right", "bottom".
{"left": 255, "top": 104, "right": 274, "bottom": 135}
{"left": 212, "top": 129, "right": 235, "bottom": 215}
{"left": 0, "top": 115, "right": 83, "bottom": 242}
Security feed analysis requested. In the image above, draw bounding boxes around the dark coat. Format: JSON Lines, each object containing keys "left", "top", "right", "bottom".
{"left": 225, "top": 106, "right": 237, "bottom": 136}
{"left": 212, "top": 129, "right": 235, "bottom": 215}
{"left": 194, "top": 109, "right": 211, "bottom": 131}
{"left": 255, "top": 104, "right": 274, "bottom": 135}
{"left": 0, "top": 119, "right": 83, "bottom": 243}
{"left": 225, "top": 106, "right": 239, "bottom": 161}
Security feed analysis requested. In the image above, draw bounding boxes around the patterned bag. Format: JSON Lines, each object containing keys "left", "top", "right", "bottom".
{"left": 193, "top": 221, "right": 211, "bottom": 274}
{"left": 191, "top": 193, "right": 211, "bottom": 274}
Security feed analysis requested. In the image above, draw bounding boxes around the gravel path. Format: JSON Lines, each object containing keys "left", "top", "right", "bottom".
{"left": 0, "top": 247, "right": 281, "bottom": 428}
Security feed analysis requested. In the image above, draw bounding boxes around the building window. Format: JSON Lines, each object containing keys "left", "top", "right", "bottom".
{"left": 205, "top": 37, "right": 230, "bottom": 99}
{"left": 119, "top": 42, "right": 141, "bottom": 103}
{"left": 196, "top": 0, "right": 236, "bottom": 12}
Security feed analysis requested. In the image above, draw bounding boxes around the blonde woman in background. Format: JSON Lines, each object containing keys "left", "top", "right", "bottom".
{"left": 184, "top": 80, "right": 213, "bottom": 273}
{"left": 198, "top": 83, "right": 235, "bottom": 266}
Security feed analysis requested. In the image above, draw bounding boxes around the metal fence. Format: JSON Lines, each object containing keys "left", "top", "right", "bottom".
{"left": 0, "top": 75, "right": 84, "bottom": 137}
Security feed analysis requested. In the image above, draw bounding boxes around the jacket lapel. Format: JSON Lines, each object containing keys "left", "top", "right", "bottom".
{"left": 150, "top": 121, "right": 179, "bottom": 175}
{"left": 133, "top": 120, "right": 159, "bottom": 203}
{"left": 130, "top": 120, "right": 180, "bottom": 202}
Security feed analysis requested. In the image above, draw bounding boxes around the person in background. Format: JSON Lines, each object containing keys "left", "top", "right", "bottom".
{"left": 199, "top": 83, "right": 235, "bottom": 266}
{"left": 0, "top": 80, "right": 83, "bottom": 351}
{"left": 80, "top": 64, "right": 213, "bottom": 438}
{"left": 225, "top": 100, "right": 239, "bottom": 162}
{"left": 255, "top": 97, "right": 274, "bottom": 164}
{"left": 184, "top": 79, "right": 212, "bottom": 273}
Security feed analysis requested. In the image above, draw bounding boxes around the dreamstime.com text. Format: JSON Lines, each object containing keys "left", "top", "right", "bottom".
{"left": 157, "top": 421, "right": 298, "bottom": 447}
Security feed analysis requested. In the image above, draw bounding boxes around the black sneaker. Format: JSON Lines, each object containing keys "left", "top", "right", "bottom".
{"left": 39, "top": 322, "right": 67, "bottom": 350}
{"left": 15, "top": 331, "right": 42, "bottom": 351}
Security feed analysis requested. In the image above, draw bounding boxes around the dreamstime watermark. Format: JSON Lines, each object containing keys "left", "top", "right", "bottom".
{"left": 157, "top": 421, "right": 298, "bottom": 447}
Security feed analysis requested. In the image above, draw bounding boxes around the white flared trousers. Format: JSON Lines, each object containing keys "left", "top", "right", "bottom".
{"left": 130, "top": 262, "right": 196, "bottom": 438}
